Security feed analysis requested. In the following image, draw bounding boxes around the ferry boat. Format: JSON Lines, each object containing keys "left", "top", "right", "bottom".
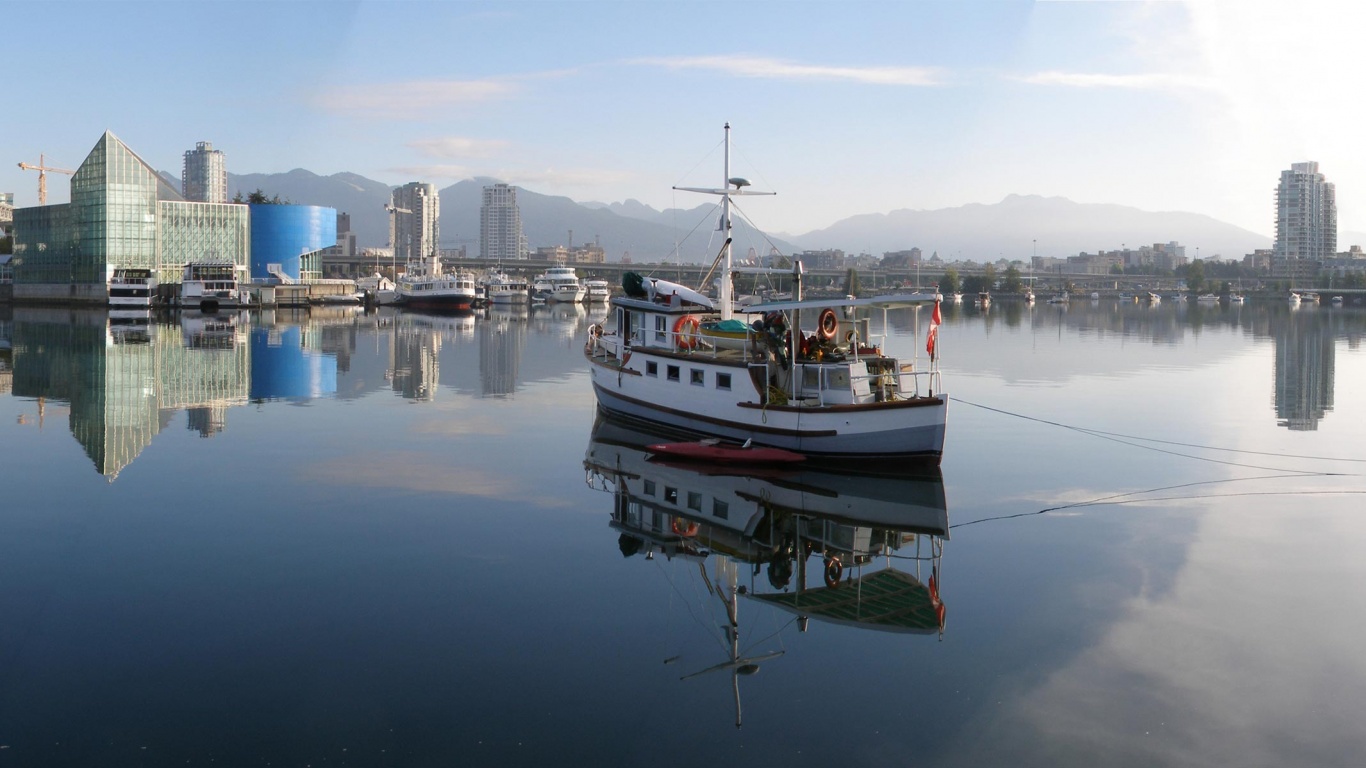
{"left": 483, "top": 272, "right": 531, "bottom": 304}
{"left": 584, "top": 124, "right": 948, "bottom": 464}
{"left": 179, "top": 262, "right": 241, "bottom": 310}
{"left": 396, "top": 251, "right": 478, "bottom": 310}
{"left": 533, "top": 266, "right": 587, "bottom": 303}
{"left": 584, "top": 278, "right": 612, "bottom": 303}
{"left": 107, "top": 267, "right": 157, "bottom": 308}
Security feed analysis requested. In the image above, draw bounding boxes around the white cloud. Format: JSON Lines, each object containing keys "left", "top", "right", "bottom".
{"left": 388, "top": 164, "right": 475, "bottom": 180}
{"left": 1017, "top": 70, "right": 1215, "bottom": 91}
{"left": 314, "top": 79, "right": 516, "bottom": 119}
{"left": 637, "top": 55, "right": 944, "bottom": 86}
{"left": 407, "top": 137, "right": 511, "bottom": 159}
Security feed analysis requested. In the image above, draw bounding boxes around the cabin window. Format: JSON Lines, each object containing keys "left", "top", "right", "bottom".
{"left": 716, "top": 372, "right": 732, "bottom": 390}
{"left": 825, "top": 368, "right": 850, "bottom": 390}
{"left": 643, "top": 479, "right": 656, "bottom": 496}
{"left": 687, "top": 492, "right": 702, "bottom": 512}
{"left": 646, "top": 361, "right": 658, "bottom": 377}
{"left": 667, "top": 365, "right": 680, "bottom": 382}
{"left": 655, "top": 315, "right": 666, "bottom": 341}
{"left": 664, "top": 486, "right": 678, "bottom": 505}
{"left": 690, "top": 369, "right": 704, "bottom": 386}
{"left": 712, "top": 499, "right": 729, "bottom": 520}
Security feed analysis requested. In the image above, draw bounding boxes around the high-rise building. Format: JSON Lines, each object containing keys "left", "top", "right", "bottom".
{"left": 1274, "top": 162, "right": 1336, "bottom": 277}
{"left": 182, "top": 141, "right": 227, "bottom": 203}
{"left": 481, "top": 183, "right": 524, "bottom": 261}
{"left": 391, "top": 182, "right": 439, "bottom": 264}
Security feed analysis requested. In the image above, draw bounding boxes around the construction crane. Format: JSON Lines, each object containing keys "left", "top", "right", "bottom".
{"left": 17, "top": 154, "right": 76, "bottom": 205}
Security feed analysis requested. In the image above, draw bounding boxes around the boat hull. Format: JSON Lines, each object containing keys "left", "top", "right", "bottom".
{"left": 590, "top": 377, "right": 947, "bottom": 462}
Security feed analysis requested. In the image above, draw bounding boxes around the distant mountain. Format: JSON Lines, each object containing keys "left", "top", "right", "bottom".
{"left": 226, "top": 169, "right": 395, "bottom": 246}
{"left": 790, "top": 194, "right": 1272, "bottom": 262}
{"left": 215, "top": 170, "right": 1274, "bottom": 264}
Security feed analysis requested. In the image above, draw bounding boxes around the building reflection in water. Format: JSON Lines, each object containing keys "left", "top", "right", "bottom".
{"left": 584, "top": 415, "right": 948, "bottom": 728}
{"left": 249, "top": 319, "right": 338, "bottom": 403}
{"left": 1274, "top": 308, "right": 1334, "bottom": 431}
{"left": 9, "top": 308, "right": 250, "bottom": 480}
{"left": 389, "top": 310, "right": 475, "bottom": 401}
{"left": 480, "top": 306, "right": 528, "bottom": 397}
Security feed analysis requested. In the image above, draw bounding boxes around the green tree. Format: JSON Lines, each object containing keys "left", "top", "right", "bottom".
{"left": 939, "top": 267, "right": 961, "bottom": 294}
{"left": 244, "top": 188, "right": 290, "bottom": 205}
{"left": 982, "top": 263, "right": 997, "bottom": 289}
{"left": 1185, "top": 259, "right": 1206, "bottom": 294}
{"left": 1002, "top": 265, "right": 1023, "bottom": 294}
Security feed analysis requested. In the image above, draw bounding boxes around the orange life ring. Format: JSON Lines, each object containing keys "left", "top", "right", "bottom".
{"left": 823, "top": 557, "right": 843, "bottom": 588}
{"left": 673, "top": 315, "right": 701, "bottom": 350}
{"left": 672, "top": 518, "right": 699, "bottom": 537}
{"left": 817, "top": 308, "right": 838, "bottom": 341}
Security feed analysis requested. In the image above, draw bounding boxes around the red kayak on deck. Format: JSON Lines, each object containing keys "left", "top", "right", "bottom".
{"left": 646, "top": 438, "right": 807, "bottom": 465}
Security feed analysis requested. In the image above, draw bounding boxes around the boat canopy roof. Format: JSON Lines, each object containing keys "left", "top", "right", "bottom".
{"left": 752, "top": 568, "right": 942, "bottom": 634}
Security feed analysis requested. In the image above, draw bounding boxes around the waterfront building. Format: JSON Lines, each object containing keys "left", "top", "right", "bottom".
{"left": 1274, "top": 161, "right": 1336, "bottom": 278}
{"left": 1, "top": 192, "right": 14, "bottom": 238}
{"left": 182, "top": 141, "right": 228, "bottom": 203}
{"left": 480, "top": 183, "right": 525, "bottom": 261}
{"left": 10, "top": 131, "right": 249, "bottom": 304}
{"left": 249, "top": 204, "right": 338, "bottom": 282}
{"left": 391, "top": 182, "right": 439, "bottom": 265}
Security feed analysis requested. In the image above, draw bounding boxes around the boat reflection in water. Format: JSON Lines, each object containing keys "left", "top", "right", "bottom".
{"left": 583, "top": 415, "right": 949, "bottom": 727}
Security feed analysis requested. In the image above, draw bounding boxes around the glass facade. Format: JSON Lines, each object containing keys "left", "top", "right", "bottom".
{"left": 160, "top": 202, "right": 251, "bottom": 283}
{"left": 9, "top": 131, "right": 249, "bottom": 296}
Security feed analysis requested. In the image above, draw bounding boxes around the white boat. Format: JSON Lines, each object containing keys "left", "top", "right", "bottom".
{"left": 533, "top": 266, "right": 587, "bottom": 303}
{"left": 1331, "top": 295, "right": 1343, "bottom": 306}
{"left": 974, "top": 291, "right": 991, "bottom": 308}
{"left": 1230, "top": 293, "right": 1245, "bottom": 305}
{"left": 1022, "top": 288, "right": 1035, "bottom": 304}
{"left": 483, "top": 272, "right": 530, "bottom": 304}
{"left": 1288, "top": 292, "right": 1302, "bottom": 306}
{"left": 585, "top": 278, "right": 612, "bottom": 303}
{"left": 396, "top": 251, "right": 478, "bottom": 311}
{"left": 1046, "top": 292, "right": 1069, "bottom": 304}
{"left": 107, "top": 266, "right": 157, "bottom": 308}
{"left": 178, "top": 262, "right": 242, "bottom": 310}
{"left": 584, "top": 124, "right": 948, "bottom": 464}
{"left": 1143, "top": 291, "right": 1161, "bottom": 304}
{"left": 1090, "top": 292, "right": 1100, "bottom": 300}
{"left": 1301, "top": 291, "right": 1320, "bottom": 304}
{"left": 1198, "top": 293, "right": 1220, "bottom": 304}
{"left": 950, "top": 292, "right": 963, "bottom": 304}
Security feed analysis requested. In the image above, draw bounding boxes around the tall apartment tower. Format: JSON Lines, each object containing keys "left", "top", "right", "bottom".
{"left": 182, "top": 141, "right": 227, "bottom": 203}
{"left": 391, "top": 182, "right": 440, "bottom": 264}
{"left": 1275, "top": 162, "right": 1337, "bottom": 269}
{"left": 481, "top": 183, "right": 524, "bottom": 261}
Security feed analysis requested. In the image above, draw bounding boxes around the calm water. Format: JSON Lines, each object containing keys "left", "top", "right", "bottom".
{"left": 1, "top": 298, "right": 1365, "bottom": 767}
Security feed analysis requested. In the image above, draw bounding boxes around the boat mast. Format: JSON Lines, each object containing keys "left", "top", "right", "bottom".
{"left": 720, "top": 123, "right": 734, "bottom": 322}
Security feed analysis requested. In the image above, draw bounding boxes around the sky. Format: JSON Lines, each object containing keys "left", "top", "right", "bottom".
{"left": 4, "top": 0, "right": 1364, "bottom": 250}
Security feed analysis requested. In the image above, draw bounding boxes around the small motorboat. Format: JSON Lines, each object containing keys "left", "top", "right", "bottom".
{"left": 646, "top": 438, "right": 806, "bottom": 465}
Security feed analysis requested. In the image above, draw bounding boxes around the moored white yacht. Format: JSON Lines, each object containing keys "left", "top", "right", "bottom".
{"left": 584, "top": 278, "right": 612, "bottom": 303}
{"left": 583, "top": 124, "right": 948, "bottom": 464}
{"left": 178, "top": 262, "right": 242, "bottom": 310}
{"left": 107, "top": 266, "right": 157, "bottom": 308}
{"left": 482, "top": 271, "right": 530, "bottom": 304}
{"left": 534, "top": 266, "right": 587, "bottom": 303}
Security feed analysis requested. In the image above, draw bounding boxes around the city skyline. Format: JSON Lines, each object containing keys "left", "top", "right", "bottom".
{"left": 5, "top": 1, "right": 1365, "bottom": 245}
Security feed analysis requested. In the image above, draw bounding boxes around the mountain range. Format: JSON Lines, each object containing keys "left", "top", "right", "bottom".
{"left": 221, "top": 169, "right": 1279, "bottom": 263}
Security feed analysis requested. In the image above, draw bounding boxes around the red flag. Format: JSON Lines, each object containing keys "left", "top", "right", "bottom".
{"left": 926, "top": 299, "right": 942, "bottom": 360}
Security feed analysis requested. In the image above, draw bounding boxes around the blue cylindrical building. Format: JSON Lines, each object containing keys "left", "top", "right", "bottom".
{"left": 248, "top": 204, "right": 337, "bottom": 281}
